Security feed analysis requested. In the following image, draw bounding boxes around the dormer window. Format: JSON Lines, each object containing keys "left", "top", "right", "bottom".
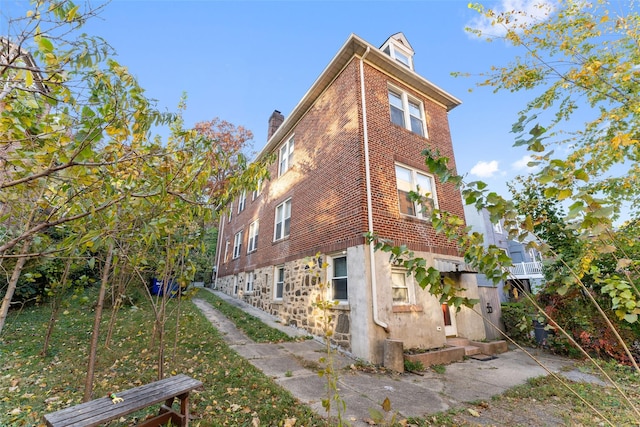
{"left": 380, "top": 32, "right": 415, "bottom": 70}
{"left": 393, "top": 49, "right": 411, "bottom": 68}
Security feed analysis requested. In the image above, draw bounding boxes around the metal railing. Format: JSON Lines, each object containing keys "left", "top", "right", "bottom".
{"left": 508, "top": 261, "right": 543, "bottom": 278}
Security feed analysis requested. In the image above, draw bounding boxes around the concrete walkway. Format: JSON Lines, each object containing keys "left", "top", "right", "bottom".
{"left": 193, "top": 289, "right": 581, "bottom": 426}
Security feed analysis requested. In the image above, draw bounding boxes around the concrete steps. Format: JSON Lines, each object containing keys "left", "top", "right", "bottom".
{"left": 446, "top": 337, "right": 481, "bottom": 356}
{"left": 446, "top": 337, "right": 509, "bottom": 356}
{"left": 403, "top": 337, "right": 509, "bottom": 368}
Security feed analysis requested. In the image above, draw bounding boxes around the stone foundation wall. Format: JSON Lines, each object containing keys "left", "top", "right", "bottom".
{"left": 216, "top": 258, "right": 351, "bottom": 351}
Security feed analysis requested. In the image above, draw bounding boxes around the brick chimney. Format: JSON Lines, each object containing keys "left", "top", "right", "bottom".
{"left": 267, "top": 110, "right": 284, "bottom": 140}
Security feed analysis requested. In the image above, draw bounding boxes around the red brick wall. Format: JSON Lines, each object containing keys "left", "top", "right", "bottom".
{"left": 217, "top": 57, "right": 465, "bottom": 278}
{"left": 363, "top": 65, "right": 464, "bottom": 256}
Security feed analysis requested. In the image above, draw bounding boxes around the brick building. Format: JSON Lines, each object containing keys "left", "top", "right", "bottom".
{"left": 214, "top": 33, "right": 485, "bottom": 364}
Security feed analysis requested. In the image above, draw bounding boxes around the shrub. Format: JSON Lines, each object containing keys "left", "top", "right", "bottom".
{"left": 501, "top": 302, "right": 535, "bottom": 345}
{"left": 404, "top": 359, "right": 424, "bottom": 372}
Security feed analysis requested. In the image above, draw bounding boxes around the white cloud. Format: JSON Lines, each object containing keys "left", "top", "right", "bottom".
{"left": 470, "top": 160, "right": 500, "bottom": 178}
{"left": 466, "top": 0, "right": 556, "bottom": 38}
{"left": 511, "top": 155, "right": 539, "bottom": 172}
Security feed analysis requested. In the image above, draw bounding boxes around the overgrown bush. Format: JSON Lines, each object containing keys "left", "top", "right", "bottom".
{"left": 539, "top": 288, "right": 640, "bottom": 364}
{"left": 501, "top": 302, "right": 535, "bottom": 346}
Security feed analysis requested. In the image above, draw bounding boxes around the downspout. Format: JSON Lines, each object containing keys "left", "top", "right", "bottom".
{"left": 213, "top": 213, "right": 225, "bottom": 289}
{"left": 360, "top": 47, "right": 389, "bottom": 332}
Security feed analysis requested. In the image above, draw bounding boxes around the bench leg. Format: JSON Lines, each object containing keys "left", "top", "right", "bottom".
{"left": 149, "top": 393, "right": 190, "bottom": 427}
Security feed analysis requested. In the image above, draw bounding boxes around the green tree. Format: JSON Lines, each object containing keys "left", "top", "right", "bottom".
{"left": 464, "top": 0, "right": 640, "bottom": 323}
{"left": 0, "top": 0, "right": 270, "bottom": 403}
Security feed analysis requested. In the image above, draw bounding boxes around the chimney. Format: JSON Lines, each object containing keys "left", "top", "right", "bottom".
{"left": 267, "top": 110, "right": 284, "bottom": 140}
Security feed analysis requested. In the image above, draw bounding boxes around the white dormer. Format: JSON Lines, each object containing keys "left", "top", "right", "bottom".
{"left": 380, "top": 32, "right": 415, "bottom": 70}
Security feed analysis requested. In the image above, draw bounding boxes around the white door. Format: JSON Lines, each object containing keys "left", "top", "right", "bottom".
{"left": 442, "top": 303, "right": 457, "bottom": 337}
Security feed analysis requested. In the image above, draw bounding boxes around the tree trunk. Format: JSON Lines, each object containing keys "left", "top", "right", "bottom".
{"left": 0, "top": 238, "right": 32, "bottom": 335}
{"left": 41, "top": 258, "right": 72, "bottom": 356}
{"left": 83, "top": 241, "right": 114, "bottom": 402}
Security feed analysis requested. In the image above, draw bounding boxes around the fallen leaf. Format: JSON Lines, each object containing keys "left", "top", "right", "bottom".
{"left": 467, "top": 408, "right": 480, "bottom": 417}
{"left": 284, "top": 417, "right": 297, "bottom": 427}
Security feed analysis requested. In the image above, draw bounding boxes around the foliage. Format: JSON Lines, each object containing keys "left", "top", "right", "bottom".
{"left": 189, "top": 226, "right": 218, "bottom": 284}
{"left": 195, "top": 289, "right": 300, "bottom": 343}
{"left": 538, "top": 288, "right": 640, "bottom": 363}
{"left": 431, "top": 364, "right": 446, "bottom": 375}
{"left": 500, "top": 302, "right": 535, "bottom": 346}
{"left": 0, "top": 287, "right": 326, "bottom": 426}
{"left": 1, "top": 0, "right": 271, "bottom": 403}
{"left": 404, "top": 359, "right": 424, "bottom": 372}
{"left": 462, "top": 0, "right": 640, "bottom": 321}
{"left": 365, "top": 233, "right": 482, "bottom": 311}
{"left": 304, "top": 255, "right": 349, "bottom": 426}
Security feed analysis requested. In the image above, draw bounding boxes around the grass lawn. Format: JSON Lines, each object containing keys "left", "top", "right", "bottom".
{"left": 195, "top": 289, "right": 307, "bottom": 343}
{"left": 0, "top": 288, "right": 326, "bottom": 426}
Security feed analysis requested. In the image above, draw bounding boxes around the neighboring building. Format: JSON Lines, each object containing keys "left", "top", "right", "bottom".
{"left": 214, "top": 33, "right": 485, "bottom": 364}
{"left": 463, "top": 205, "right": 544, "bottom": 339}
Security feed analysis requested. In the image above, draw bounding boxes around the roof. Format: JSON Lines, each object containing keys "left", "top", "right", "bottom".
{"left": 256, "top": 33, "right": 462, "bottom": 161}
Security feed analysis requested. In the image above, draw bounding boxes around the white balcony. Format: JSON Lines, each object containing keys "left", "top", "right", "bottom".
{"left": 508, "top": 261, "right": 544, "bottom": 279}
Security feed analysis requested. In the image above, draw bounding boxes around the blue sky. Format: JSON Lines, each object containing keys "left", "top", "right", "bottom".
{"left": 5, "top": 0, "right": 555, "bottom": 197}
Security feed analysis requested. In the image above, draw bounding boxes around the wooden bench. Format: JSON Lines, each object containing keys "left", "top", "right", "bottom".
{"left": 43, "top": 374, "right": 202, "bottom": 427}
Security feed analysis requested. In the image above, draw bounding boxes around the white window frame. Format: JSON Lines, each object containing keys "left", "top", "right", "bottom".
{"left": 382, "top": 43, "right": 414, "bottom": 69}
{"left": 252, "top": 180, "right": 263, "bottom": 201}
{"left": 327, "top": 254, "right": 348, "bottom": 302}
{"left": 247, "top": 220, "right": 259, "bottom": 253}
{"left": 493, "top": 221, "right": 503, "bottom": 234}
{"left": 388, "top": 86, "right": 426, "bottom": 137}
{"left": 395, "top": 163, "right": 438, "bottom": 219}
{"left": 274, "top": 266, "right": 284, "bottom": 300}
{"left": 232, "top": 231, "right": 242, "bottom": 259}
{"left": 274, "top": 198, "right": 291, "bottom": 241}
{"left": 528, "top": 248, "right": 540, "bottom": 262}
{"left": 245, "top": 271, "right": 255, "bottom": 293}
{"left": 223, "top": 240, "right": 230, "bottom": 263}
{"left": 391, "top": 269, "right": 414, "bottom": 305}
{"left": 233, "top": 275, "right": 238, "bottom": 295}
{"left": 228, "top": 205, "right": 232, "bottom": 223}
{"left": 278, "top": 136, "right": 294, "bottom": 176}
{"left": 237, "top": 191, "right": 246, "bottom": 213}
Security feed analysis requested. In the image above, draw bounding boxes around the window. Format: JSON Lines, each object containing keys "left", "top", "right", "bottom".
{"left": 223, "top": 240, "right": 230, "bottom": 263}
{"left": 252, "top": 180, "right": 263, "bottom": 201}
{"left": 238, "top": 191, "right": 246, "bottom": 213}
{"left": 228, "top": 205, "right": 232, "bottom": 223}
{"left": 493, "top": 221, "right": 503, "bottom": 234}
{"left": 246, "top": 271, "right": 255, "bottom": 292}
{"left": 391, "top": 270, "right": 410, "bottom": 304}
{"left": 233, "top": 276, "right": 238, "bottom": 295}
{"left": 274, "top": 198, "right": 291, "bottom": 240}
{"left": 232, "top": 231, "right": 242, "bottom": 259}
{"left": 528, "top": 248, "right": 540, "bottom": 262}
{"left": 395, "top": 164, "right": 438, "bottom": 219}
{"left": 382, "top": 41, "right": 414, "bottom": 69}
{"left": 274, "top": 266, "right": 284, "bottom": 300}
{"left": 329, "top": 255, "right": 348, "bottom": 301}
{"left": 394, "top": 49, "right": 411, "bottom": 67}
{"left": 247, "top": 220, "right": 259, "bottom": 253}
{"left": 388, "top": 88, "right": 426, "bottom": 137}
{"left": 278, "top": 137, "right": 294, "bottom": 176}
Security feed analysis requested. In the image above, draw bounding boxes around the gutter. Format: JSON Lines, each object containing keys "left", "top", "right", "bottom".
{"left": 360, "top": 47, "right": 389, "bottom": 332}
